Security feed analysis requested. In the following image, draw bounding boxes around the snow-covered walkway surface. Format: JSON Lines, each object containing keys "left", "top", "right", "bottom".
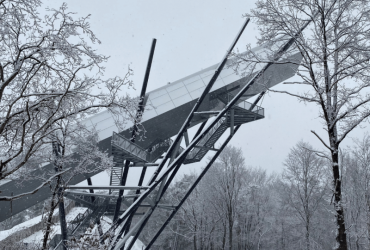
{"left": 1, "top": 206, "right": 146, "bottom": 249}
{"left": 76, "top": 217, "right": 146, "bottom": 250}
{"left": 0, "top": 212, "right": 46, "bottom": 241}
{"left": 0, "top": 206, "right": 89, "bottom": 242}
{"left": 22, "top": 206, "right": 88, "bottom": 244}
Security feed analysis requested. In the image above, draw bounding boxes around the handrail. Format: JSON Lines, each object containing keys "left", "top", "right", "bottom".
{"left": 227, "top": 93, "right": 264, "bottom": 115}
{"left": 66, "top": 195, "right": 106, "bottom": 235}
{"left": 112, "top": 132, "right": 148, "bottom": 161}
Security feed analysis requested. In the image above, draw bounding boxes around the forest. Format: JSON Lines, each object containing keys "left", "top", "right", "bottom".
{"left": 140, "top": 138, "right": 370, "bottom": 250}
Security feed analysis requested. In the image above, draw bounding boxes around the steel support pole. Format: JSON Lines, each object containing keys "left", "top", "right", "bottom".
{"left": 145, "top": 125, "right": 241, "bottom": 249}
{"left": 192, "top": 120, "right": 207, "bottom": 142}
{"left": 110, "top": 18, "right": 250, "bottom": 244}
{"left": 113, "top": 208, "right": 153, "bottom": 250}
{"left": 230, "top": 108, "right": 234, "bottom": 135}
{"left": 155, "top": 136, "right": 182, "bottom": 202}
{"left": 113, "top": 141, "right": 183, "bottom": 250}
{"left": 124, "top": 161, "right": 185, "bottom": 250}
{"left": 53, "top": 141, "right": 68, "bottom": 250}
{"left": 112, "top": 39, "right": 157, "bottom": 222}
{"left": 147, "top": 18, "right": 250, "bottom": 186}
{"left": 184, "top": 130, "right": 190, "bottom": 146}
{"left": 104, "top": 16, "right": 311, "bottom": 242}
{"left": 249, "top": 91, "right": 265, "bottom": 111}
{"left": 119, "top": 135, "right": 186, "bottom": 250}
{"left": 86, "top": 177, "right": 104, "bottom": 236}
{"left": 123, "top": 140, "right": 185, "bottom": 250}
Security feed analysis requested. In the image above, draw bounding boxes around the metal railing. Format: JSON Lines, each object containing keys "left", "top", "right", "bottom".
{"left": 227, "top": 93, "right": 264, "bottom": 116}
{"left": 111, "top": 97, "right": 264, "bottom": 165}
{"left": 112, "top": 132, "right": 148, "bottom": 161}
{"left": 66, "top": 209, "right": 90, "bottom": 235}
{"left": 236, "top": 99, "right": 264, "bottom": 116}
{"left": 186, "top": 118, "right": 227, "bottom": 160}
{"left": 65, "top": 195, "right": 106, "bottom": 235}
{"left": 148, "top": 138, "right": 173, "bottom": 162}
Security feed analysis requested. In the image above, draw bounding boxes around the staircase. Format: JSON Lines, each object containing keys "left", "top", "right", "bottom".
{"left": 109, "top": 157, "right": 124, "bottom": 194}
{"left": 109, "top": 137, "right": 175, "bottom": 193}
{"left": 184, "top": 118, "right": 228, "bottom": 164}
{"left": 69, "top": 197, "right": 109, "bottom": 238}
{"left": 184, "top": 99, "right": 264, "bottom": 164}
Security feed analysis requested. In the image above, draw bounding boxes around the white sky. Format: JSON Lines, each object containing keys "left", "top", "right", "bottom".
{"left": 42, "top": 0, "right": 368, "bottom": 184}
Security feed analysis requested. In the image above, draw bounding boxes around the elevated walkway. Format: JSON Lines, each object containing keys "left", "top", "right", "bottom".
{"left": 109, "top": 98, "right": 264, "bottom": 166}
{"left": 111, "top": 133, "right": 174, "bottom": 164}
{"left": 0, "top": 42, "right": 300, "bottom": 224}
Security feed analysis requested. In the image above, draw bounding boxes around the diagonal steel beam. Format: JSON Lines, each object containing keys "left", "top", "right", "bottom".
{"left": 112, "top": 38, "right": 157, "bottom": 223}
{"left": 103, "top": 19, "right": 252, "bottom": 243}
{"left": 144, "top": 125, "right": 241, "bottom": 249}
{"left": 111, "top": 18, "right": 251, "bottom": 250}
{"left": 147, "top": 18, "right": 251, "bottom": 187}
{"left": 104, "top": 16, "right": 312, "bottom": 248}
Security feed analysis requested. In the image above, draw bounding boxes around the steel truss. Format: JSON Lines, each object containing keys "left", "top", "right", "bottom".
{"left": 100, "top": 16, "right": 313, "bottom": 250}
{"left": 53, "top": 15, "right": 313, "bottom": 250}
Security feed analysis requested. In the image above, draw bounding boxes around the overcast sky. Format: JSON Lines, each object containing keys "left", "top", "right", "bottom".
{"left": 42, "top": 0, "right": 368, "bottom": 184}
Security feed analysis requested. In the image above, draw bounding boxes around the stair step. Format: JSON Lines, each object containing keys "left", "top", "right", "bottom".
{"left": 184, "top": 118, "right": 229, "bottom": 164}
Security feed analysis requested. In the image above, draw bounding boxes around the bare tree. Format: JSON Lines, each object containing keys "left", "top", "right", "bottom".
{"left": 40, "top": 121, "right": 113, "bottom": 249}
{"left": 341, "top": 134, "right": 370, "bottom": 249}
{"left": 238, "top": 1, "right": 370, "bottom": 248}
{"left": 206, "top": 146, "right": 246, "bottom": 250}
{"left": 0, "top": 0, "right": 135, "bottom": 200}
{"left": 236, "top": 167, "right": 275, "bottom": 250}
{"left": 280, "top": 141, "right": 327, "bottom": 250}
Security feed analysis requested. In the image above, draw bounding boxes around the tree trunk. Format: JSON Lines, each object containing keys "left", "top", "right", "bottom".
{"left": 305, "top": 222, "right": 310, "bottom": 250}
{"left": 228, "top": 206, "right": 233, "bottom": 250}
{"left": 222, "top": 222, "right": 227, "bottom": 250}
{"left": 304, "top": 211, "right": 310, "bottom": 250}
{"left": 193, "top": 224, "right": 197, "bottom": 250}
{"left": 332, "top": 147, "right": 348, "bottom": 250}
{"left": 57, "top": 191, "right": 68, "bottom": 250}
{"left": 42, "top": 190, "right": 58, "bottom": 249}
{"left": 367, "top": 196, "right": 370, "bottom": 246}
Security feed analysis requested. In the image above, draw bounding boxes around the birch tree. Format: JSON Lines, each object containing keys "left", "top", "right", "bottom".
{"left": 0, "top": 0, "right": 134, "bottom": 199}
{"left": 239, "top": 1, "right": 370, "bottom": 249}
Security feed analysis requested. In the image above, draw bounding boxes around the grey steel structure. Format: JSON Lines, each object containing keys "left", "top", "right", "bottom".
{"left": 0, "top": 18, "right": 306, "bottom": 249}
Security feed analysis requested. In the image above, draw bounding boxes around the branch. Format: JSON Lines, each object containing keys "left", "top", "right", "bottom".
{"left": 302, "top": 146, "right": 331, "bottom": 161}
{"left": 0, "top": 167, "right": 71, "bottom": 201}
{"left": 268, "top": 89, "right": 321, "bottom": 104}
{"left": 311, "top": 130, "right": 331, "bottom": 151}
{"left": 337, "top": 111, "right": 370, "bottom": 144}
{"left": 0, "top": 63, "right": 3, "bottom": 82}
{"left": 333, "top": 98, "right": 370, "bottom": 129}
